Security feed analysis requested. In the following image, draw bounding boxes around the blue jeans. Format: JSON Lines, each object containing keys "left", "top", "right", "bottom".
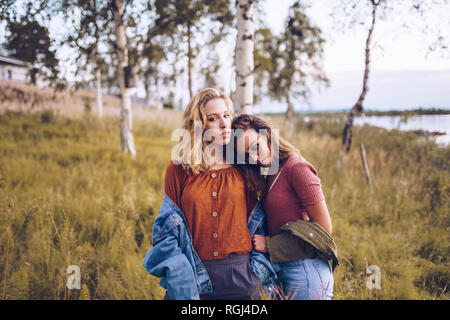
{"left": 271, "top": 258, "right": 334, "bottom": 300}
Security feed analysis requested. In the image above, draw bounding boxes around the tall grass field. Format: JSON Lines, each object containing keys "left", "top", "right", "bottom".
{"left": 0, "top": 80, "right": 448, "bottom": 299}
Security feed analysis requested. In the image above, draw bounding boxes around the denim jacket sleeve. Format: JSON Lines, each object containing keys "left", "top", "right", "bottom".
{"left": 248, "top": 202, "right": 277, "bottom": 295}
{"left": 142, "top": 208, "right": 200, "bottom": 300}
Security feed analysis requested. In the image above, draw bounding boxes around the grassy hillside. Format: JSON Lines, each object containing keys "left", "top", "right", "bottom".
{"left": 0, "top": 81, "right": 448, "bottom": 299}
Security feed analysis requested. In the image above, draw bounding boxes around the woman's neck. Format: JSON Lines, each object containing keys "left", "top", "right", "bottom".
{"left": 208, "top": 144, "right": 231, "bottom": 170}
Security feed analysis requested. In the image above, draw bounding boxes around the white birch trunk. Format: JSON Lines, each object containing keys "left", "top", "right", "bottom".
{"left": 155, "top": 79, "right": 163, "bottom": 110}
{"left": 235, "top": 0, "right": 254, "bottom": 115}
{"left": 342, "top": 1, "right": 378, "bottom": 154}
{"left": 147, "top": 80, "right": 163, "bottom": 110}
{"left": 96, "top": 69, "right": 103, "bottom": 118}
{"left": 112, "top": 0, "right": 136, "bottom": 157}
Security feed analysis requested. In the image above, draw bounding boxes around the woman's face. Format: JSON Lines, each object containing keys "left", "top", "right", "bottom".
{"left": 203, "top": 98, "right": 232, "bottom": 145}
{"left": 236, "top": 129, "right": 272, "bottom": 167}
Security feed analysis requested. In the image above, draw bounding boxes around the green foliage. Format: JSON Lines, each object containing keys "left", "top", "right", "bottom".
{"left": 0, "top": 110, "right": 171, "bottom": 299}
{"left": 1, "top": 265, "right": 31, "bottom": 300}
{"left": 0, "top": 105, "right": 448, "bottom": 300}
{"left": 79, "top": 284, "right": 91, "bottom": 300}
{"left": 5, "top": 19, "right": 60, "bottom": 84}
{"left": 0, "top": 0, "right": 68, "bottom": 90}
{"left": 253, "top": 27, "right": 276, "bottom": 105}
{"left": 254, "top": 1, "right": 328, "bottom": 110}
{"left": 363, "top": 108, "right": 450, "bottom": 116}
{"left": 153, "top": 0, "right": 234, "bottom": 93}
{"left": 269, "top": 113, "right": 449, "bottom": 299}
{"left": 58, "top": 0, "right": 121, "bottom": 91}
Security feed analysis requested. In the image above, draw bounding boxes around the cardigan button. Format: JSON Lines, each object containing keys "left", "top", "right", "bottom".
{"left": 211, "top": 173, "right": 217, "bottom": 178}
{"left": 212, "top": 212, "right": 218, "bottom": 217}
{"left": 212, "top": 233, "right": 218, "bottom": 239}
{"left": 212, "top": 192, "right": 217, "bottom": 197}
{"left": 213, "top": 251, "right": 219, "bottom": 257}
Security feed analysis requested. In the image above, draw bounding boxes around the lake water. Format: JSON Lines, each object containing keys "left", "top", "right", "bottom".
{"left": 353, "top": 114, "right": 450, "bottom": 145}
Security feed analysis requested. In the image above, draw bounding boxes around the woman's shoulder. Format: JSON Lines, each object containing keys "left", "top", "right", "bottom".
{"left": 164, "top": 161, "right": 189, "bottom": 206}
{"left": 283, "top": 154, "right": 319, "bottom": 175}
{"left": 166, "top": 160, "right": 182, "bottom": 170}
{"left": 165, "top": 161, "right": 188, "bottom": 179}
{"left": 284, "top": 154, "right": 309, "bottom": 168}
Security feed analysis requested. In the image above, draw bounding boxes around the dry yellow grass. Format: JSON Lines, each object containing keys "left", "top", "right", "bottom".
{"left": 0, "top": 79, "right": 182, "bottom": 124}
{"left": 0, "top": 80, "right": 448, "bottom": 300}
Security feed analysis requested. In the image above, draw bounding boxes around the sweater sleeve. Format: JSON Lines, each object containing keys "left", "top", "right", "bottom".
{"left": 288, "top": 161, "right": 325, "bottom": 207}
{"left": 164, "top": 162, "right": 186, "bottom": 209}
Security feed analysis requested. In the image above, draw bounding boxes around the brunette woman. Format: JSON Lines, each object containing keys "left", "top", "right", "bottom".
{"left": 232, "top": 114, "right": 338, "bottom": 300}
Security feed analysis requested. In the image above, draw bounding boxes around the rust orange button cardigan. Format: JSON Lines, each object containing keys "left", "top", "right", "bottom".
{"left": 164, "top": 162, "right": 256, "bottom": 261}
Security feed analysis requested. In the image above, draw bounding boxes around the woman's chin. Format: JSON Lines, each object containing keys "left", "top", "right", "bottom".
{"left": 209, "top": 137, "right": 230, "bottom": 146}
{"left": 258, "top": 159, "right": 272, "bottom": 167}
{"left": 223, "top": 137, "right": 231, "bottom": 145}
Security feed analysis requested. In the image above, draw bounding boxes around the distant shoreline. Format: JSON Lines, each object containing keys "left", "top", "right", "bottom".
{"left": 358, "top": 108, "right": 450, "bottom": 117}
{"left": 261, "top": 107, "right": 450, "bottom": 116}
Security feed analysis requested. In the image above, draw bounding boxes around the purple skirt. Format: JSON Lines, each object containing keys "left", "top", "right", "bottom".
{"left": 200, "top": 253, "right": 262, "bottom": 300}
{"left": 163, "top": 253, "right": 262, "bottom": 300}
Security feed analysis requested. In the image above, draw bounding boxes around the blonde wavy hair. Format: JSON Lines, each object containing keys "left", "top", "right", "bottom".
{"left": 179, "top": 88, "right": 233, "bottom": 175}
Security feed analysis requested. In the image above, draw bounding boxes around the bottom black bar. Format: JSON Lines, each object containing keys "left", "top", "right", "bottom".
{"left": 0, "top": 300, "right": 446, "bottom": 319}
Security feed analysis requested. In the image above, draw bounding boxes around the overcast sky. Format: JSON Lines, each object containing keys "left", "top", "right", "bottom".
{"left": 265, "top": 0, "right": 449, "bottom": 72}
{"left": 1, "top": 0, "right": 449, "bottom": 112}
{"left": 256, "top": 0, "right": 450, "bottom": 112}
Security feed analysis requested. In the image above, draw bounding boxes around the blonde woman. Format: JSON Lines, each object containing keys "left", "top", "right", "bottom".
{"left": 142, "top": 88, "right": 276, "bottom": 300}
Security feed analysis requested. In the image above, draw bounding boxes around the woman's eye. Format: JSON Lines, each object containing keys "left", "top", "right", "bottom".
{"left": 224, "top": 114, "right": 230, "bottom": 118}
{"left": 208, "top": 117, "right": 216, "bottom": 121}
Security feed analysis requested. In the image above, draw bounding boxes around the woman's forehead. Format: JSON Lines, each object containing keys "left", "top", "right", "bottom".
{"left": 204, "top": 98, "right": 229, "bottom": 114}
{"left": 236, "top": 129, "right": 263, "bottom": 150}
{"left": 238, "top": 129, "right": 258, "bottom": 140}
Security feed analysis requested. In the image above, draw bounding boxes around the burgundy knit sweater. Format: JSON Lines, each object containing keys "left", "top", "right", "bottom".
{"left": 264, "top": 154, "right": 325, "bottom": 237}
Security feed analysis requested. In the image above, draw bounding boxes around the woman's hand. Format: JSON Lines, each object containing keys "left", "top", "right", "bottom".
{"left": 252, "top": 234, "right": 268, "bottom": 253}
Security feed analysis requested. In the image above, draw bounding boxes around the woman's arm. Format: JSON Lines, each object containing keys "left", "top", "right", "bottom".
{"left": 252, "top": 200, "right": 333, "bottom": 253}
{"left": 164, "top": 162, "right": 186, "bottom": 209}
{"left": 305, "top": 200, "right": 332, "bottom": 234}
{"left": 143, "top": 218, "right": 200, "bottom": 300}
{"left": 288, "top": 161, "right": 332, "bottom": 234}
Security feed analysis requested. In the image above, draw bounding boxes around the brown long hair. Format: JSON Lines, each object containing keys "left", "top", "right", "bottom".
{"left": 231, "top": 114, "right": 300, "bottom": 198}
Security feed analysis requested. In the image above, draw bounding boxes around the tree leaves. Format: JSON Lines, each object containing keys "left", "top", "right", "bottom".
{"left": 254, "top": 1, "right": 328, "bottom": 111}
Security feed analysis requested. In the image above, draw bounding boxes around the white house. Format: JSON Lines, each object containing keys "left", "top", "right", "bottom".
{"left": 0, "top": 55, "right": 29, "bottom": 82}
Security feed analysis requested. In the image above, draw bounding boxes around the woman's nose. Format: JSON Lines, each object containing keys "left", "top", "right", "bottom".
{"left": 219, "top": 117, "right": 227, "bottom": 128}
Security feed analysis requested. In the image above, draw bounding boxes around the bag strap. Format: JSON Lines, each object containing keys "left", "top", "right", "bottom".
{"left": 268, "top": 168, "right": 284, "bottom": 193}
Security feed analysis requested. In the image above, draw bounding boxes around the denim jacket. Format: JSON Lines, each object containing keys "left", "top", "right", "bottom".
{"left": 142, "top": 193, "right": 277, "bottom": 300}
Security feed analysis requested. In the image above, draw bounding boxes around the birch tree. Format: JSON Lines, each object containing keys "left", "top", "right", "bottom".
{"left": 60, "top": 0, "right": 112, "bottom": 117}
{"left": 252, "top": 27, "right": 273, "bottom": 106}
{"left": 153, "top": 0, "right": 233, "bottom": 99}
{"left": 235, "top": 0, "right": 255, "bottom": 114}
{"left": 341, "top": 0, "right": 383, "bottom": 154}
{"left": 333, "top": 0, "right": 449, "bottom": 154}
{"left": 112, "top": 0, "right": 136, "bottom": 157}
{"left": 253, "top": 2, "right": 327, "bottom": 124}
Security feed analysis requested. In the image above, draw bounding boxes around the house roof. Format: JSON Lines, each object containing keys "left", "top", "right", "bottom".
{"left": 0, "top": 55, "right": 27, "bottom": 67}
